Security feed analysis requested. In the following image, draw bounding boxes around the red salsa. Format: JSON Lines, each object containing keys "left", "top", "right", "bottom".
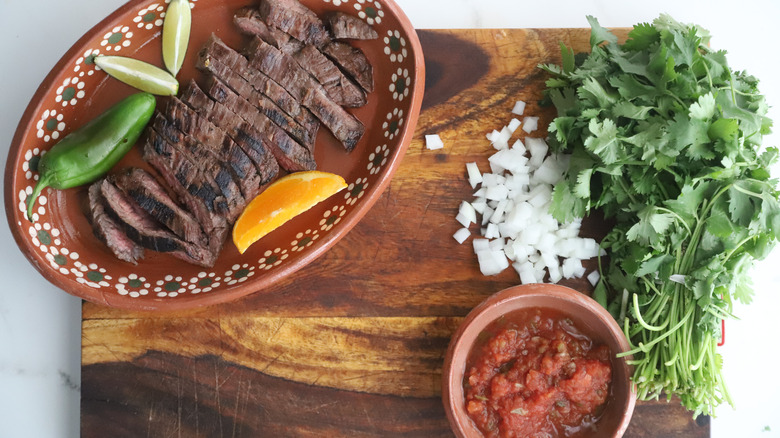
{"left": 464, "top": 308, "right": 612, "bottom": 437}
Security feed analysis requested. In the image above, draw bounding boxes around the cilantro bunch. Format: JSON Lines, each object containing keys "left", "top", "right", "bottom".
{"left": 540, "top": 15, "right": 780, "bottom": 416}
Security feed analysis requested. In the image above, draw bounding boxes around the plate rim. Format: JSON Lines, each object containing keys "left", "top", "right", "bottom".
{"left": 3, "top": 0, "right": 426, "bottom": 311}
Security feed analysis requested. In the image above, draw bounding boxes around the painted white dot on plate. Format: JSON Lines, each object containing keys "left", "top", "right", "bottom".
{"left": 130, "top": 291, "right": 140, "bottom": 298}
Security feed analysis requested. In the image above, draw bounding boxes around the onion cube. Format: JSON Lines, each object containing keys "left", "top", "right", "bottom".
{"left": 587, "top": 270, "right": 601, "bottom": 286}
{"left": 473, "top": 187, "right": 487, "bottom": 198}
{"left": 562, "top": 258, "right": 585, "bottom": 279}
{"left": 486, "top": 184, "right": 509, "bottom": 201}
{"left": 471, "top": 199, "right": 487, "bottom": 215}
{"left": 486, "top": 129, "right": 500, "bottom": 142}
{"left": 453, "top": 228, "right": 471, "bottom": 244}
{"left": 488, "top": 238, "right": 505, "bottom": 251}
{"left": 522, "top": 116, "right": 539, "bottom": 133}
{"left": 512, "top": 100, "right": 526, "bottom": 116}
{"left": 525, "top": 138, "right": 548, "bottom": 169}
{"left": 466, "top": 162, "right": 483, "bottom": 188}
{"left": 455, "top": 212, "right": 472, "bottom": 228}
{"left": 473, "top": 238, "right": 490, "bottom": 252}
{"left": 459, "top": 201, "right": 477, "bottom": 224}
{"left": 511, "top": 139, "right": 526, "bottom": 154}
{"left": 485, "top": 223, "right": 500, "bottom": 239}
{"left": 482, "top": 206, "right": 494, "bottom": 226}
{"left": 548, "top": 263, "right": 563, "bottom": 283}
{"left": 477, "top": 249, "right": 509, "bottom": 276}
{"left": 490, "top": 199, "right": 509, "bottom": 223}
{"left": 507, "top": 118, "right": 522, "bottom": 134}
{"left": 425, "top": 134, "right": 444, "bottom": 150}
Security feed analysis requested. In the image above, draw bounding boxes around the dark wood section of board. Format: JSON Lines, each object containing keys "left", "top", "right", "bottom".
{"left": 82, "top": 29, "right": 709, "bottom": 437}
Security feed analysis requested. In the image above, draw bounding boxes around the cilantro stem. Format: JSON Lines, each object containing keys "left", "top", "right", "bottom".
{"left": 632, "top": 293, "right": 669, "bottom": 331}
{"left": 618, "top": 304, "right": 694, "bottom": 357}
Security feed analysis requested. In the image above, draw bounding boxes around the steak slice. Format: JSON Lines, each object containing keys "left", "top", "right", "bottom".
{"left": 245, "top": 37, "right": 365, "bottom": 151}
{"left": 99, "top": 178, "right": 217, "bottom": 267}
{"left": 198, "top": 35, "right": 319, "bottom": 149}
{"left": 142, "top": 133, "right": 229, "bottom": 257}
{"left": 179, "top": 80, "right": 284, "bottom": 180}
{"left": 292, "top": 44, "right": 366, "bottom": 107}
{"left": 258, "top": 0, "right": 330, "bottom": 48}
{"left": 112, "top": 167, "right": 206, "bottom": 247}
{"left": 165, "top": 97, "right": 263, "bottom": 202}
{"left": 325, "top": 12, "right": 378, "bottom": 40}
{"left": 202, "top": 76, "right": 317, "bottom": 172}
{"left": 197, "top": 55, "right": 315, "bottom": 147}
{"left": 87, "top": 182, "right": 144, "bottom": 264}
{"left": 234, "top": 7, "right": 304, "bottom": 55}
{"left": 322, "top": 41, "right": 374, "bottom": 93}
{"left": 152, "top": 113, "right": 246, "bottom": 222}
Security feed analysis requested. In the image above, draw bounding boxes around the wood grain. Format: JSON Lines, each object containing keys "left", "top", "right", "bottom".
{"left": 82, "top": 29, "right": 709, "bottom": 437}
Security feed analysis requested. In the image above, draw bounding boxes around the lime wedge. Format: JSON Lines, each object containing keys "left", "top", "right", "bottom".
{"left": 94, "top": 55, "right": 179, "bottom": 95}
{"left": 162, "top": 0, "right": 192, "bottom": 76}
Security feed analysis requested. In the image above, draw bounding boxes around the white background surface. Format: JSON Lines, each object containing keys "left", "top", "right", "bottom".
{"left": 1, "top": 0, "right": 779, "bottom": 437}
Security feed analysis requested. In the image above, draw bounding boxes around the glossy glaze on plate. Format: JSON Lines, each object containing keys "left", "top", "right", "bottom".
{"left": 4, "top": 0, "right": 424, "bottom": 310}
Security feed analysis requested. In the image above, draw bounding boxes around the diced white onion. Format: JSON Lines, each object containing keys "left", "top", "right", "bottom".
{"left": 466, "top": 162, "right": 483, "bottom": 188}
{"left": 522, "top": 116, "right": 539, "bottom": 133}
{"left": 459, "top": 201, "right": 477, "bottom": 225}
{"left": 512, "top": 100, "right": 526, "bottom": 116}
{"left": 425, "top": 134, "right": 444, "bottom": 150}
{"left": 587, "top": 271, "right": 601, "bottom": 286}
{"left": 457, "top": 104, "right": 601, "bottom": 284}
{"left": 453, "top": 228, "right": 471, "bottom": 244}
{"left": 507, "top": 118, "right": 522, "bottom": 134}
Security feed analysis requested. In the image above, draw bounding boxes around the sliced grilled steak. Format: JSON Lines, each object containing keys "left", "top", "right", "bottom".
{"left": 179, "top": 80, "right": 285, "bottom": 179}
{"left": 142, "top": 133, "right": 229, "bottom": 257}
{"left": 196, "top": 55, "right": 315, "bottom": 147}
{"left": 142, "top": 129, "right": 225, "bottom": 230}
{"left": 165, "top": 97, "right": 263, "bottom": 202}
{"left": 325, "top": 11, "right": 378, "bottom": 40}
{"left": 245, "top": 37, "right": 365, "bottom": 151}
{"left": 322, "top": 41, "right": 374, "bottom": 93}
{"left": 234, "top": 7, "right": 303, "bottom": 55}
{"left": 112, "top": 168, "right": 206, "bottom": 247}
{"left": 99, "top": 178, "right": 217, "bottom": 267}
{"left": 152, "top": 113, "right": 246, "bottom": 222}
{"left": 258, "top": 0, "right": 329, "bottom": 48}
{"left": 293, "top": 44, "right": 366, "bottom": 107}
{"left": 198, "top": 35, "right": 319, "bottom": 148}
{"left": 88, "top": 182, "right": 144, "bottom": 264}
{"left": 200, "top": 76, "right": 317, "bottom": 171}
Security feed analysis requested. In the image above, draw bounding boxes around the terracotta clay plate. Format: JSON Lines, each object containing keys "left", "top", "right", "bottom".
{"left": 4, "top": 0, "right": 424, "bottom": 310}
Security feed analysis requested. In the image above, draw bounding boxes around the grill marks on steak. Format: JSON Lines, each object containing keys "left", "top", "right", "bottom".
{"left": 198, "top": 35, "right": 319, "bottom": 149}
{"left": 258, "top": 0, "right": 330, "bottom": 48}
{"left": 322, "top": 41, "right": 374, "bottom": 93}
{"left": 292, "top": 44, "right": 366, "bottom": 107}
{"left": 325, "top": 12, "right": 378, "bottom": 40}
{"left": 151, "top": 113, "right": 246, "bottom": 222}
{"left": 234, "top": 7, "right": 304, "bottom": 55}
{"left": 88, "top": 182, "right": 145, "bottom": 264}
{"left": 164, "top": 97, "right": 264, "bottom": 203}
{"left": 98, "top": 178, "right": 217, "bottom": 267}
{"left": 112, "top": 168, "right": 207, "bottom": 247}
{"left": 202, "top": 76, "right": 317, "bottom": 172}
{"left": 245, "top": 37, "right": 365, "bottom": 151}
{"left": 179, "top": 80, "right": 285, "bottom": 179}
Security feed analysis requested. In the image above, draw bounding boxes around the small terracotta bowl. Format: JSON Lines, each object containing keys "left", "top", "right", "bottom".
{"left": 442, "top": 283, "right": 636, "bottom": 438}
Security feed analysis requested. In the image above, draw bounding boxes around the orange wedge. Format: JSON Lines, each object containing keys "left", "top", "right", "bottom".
{"left": 232, "top": 171, "right": 348, "bottom": 254}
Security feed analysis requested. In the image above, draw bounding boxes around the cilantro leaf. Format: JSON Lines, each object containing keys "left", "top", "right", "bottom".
{"left": 689, "top": 92, "right": 717, "bottom": 120}
{"left": 623, "top": 22, "right": 660, "bottom": 51}
{"left": 586, "top": 15, "right": 618, "bottom": 47}
{"left": 584, "top": 118, "right": 621, "bottom": 164}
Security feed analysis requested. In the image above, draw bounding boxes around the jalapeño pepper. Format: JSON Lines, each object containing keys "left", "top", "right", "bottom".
{"left": 26, "top": 92, "right": 155, "bottom": 220}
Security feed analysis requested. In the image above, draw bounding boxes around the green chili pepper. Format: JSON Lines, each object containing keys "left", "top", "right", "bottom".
{"left": 25, "top": 92, "right": 156, "bottom": 220}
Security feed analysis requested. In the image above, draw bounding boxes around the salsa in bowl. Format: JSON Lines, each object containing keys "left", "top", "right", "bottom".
{"left": 443, "top": 284, "right": 636, "bottom": 438}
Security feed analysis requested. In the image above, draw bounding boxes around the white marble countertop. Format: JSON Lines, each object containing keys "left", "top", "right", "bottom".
{"left": 1, "top": 0, "right": 779, "bottom": 436}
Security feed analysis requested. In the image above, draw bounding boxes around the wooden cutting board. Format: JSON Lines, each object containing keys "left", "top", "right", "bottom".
{"left": 81, "top": 28, "right": 710, "bottom": 437}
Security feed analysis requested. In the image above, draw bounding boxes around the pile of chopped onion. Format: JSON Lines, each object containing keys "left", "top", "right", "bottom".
{"left": 452, "top": 101, "right": 602, "bottom": 284}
